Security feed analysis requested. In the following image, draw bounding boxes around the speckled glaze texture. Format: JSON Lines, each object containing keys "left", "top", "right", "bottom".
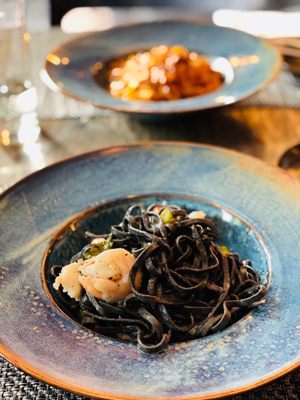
{"left": 0, "top": 143, "right": 299, "bottom": 400}
{"left": 44, "top": 21, "right": 281, "bottom": 114}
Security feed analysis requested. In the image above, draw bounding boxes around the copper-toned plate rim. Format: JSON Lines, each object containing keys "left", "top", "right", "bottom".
{"left": 0, "top": 141, "right": 299, "bottom": 399}
{"left": 1, "top": 336, "right": 299, "bottom": 400}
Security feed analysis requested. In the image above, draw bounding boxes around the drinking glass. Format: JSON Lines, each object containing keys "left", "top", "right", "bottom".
{"left": 0, "top": 0, "right": 40, "bottom": 145}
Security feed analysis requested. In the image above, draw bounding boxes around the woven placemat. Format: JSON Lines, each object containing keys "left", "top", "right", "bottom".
{"left": 0, "top": 356, "right": 299, "bottom": 399}
{"left": 240, "top": 67, "right": 300, "bottom": 108}
{"left": 37, "top": 69, "right": 300, "bottom": 120}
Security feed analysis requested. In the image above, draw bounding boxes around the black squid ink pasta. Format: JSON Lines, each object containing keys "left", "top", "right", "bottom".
{"left": 50, "top": 204, "right": 267, "bottom": 354}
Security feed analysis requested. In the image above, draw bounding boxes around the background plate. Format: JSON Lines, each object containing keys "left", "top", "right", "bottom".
{"left": 0, "top": 142, "right": 299, "bottom": 399}
{"left": 43, "top": 21, "right": 281, "bottom": 114}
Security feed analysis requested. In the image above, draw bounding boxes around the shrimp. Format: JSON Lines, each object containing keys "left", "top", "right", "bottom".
{"left": 53, "top": 248, "right": 136, "bottom": 303}
{"left": 78, "top": 248, "right": 135, "bottom": 302}
{"left": 53, "top": 259, "right": 84, "bottom": 301}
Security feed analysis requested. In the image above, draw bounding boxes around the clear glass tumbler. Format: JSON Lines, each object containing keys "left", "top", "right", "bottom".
{"left": 0, "top": 0, "right": 40, "bottom": 145}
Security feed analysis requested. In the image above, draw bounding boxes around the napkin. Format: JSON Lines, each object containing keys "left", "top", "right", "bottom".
{"left": 212, "top": 9, "right": 300, "bottom": 38}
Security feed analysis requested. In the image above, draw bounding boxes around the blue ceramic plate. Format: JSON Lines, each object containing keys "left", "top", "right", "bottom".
{"left": 43, "top": 21, "right": 281, "bottom": 115}
{"left": 0, "top": 142, "right": 299, "bottom": 399}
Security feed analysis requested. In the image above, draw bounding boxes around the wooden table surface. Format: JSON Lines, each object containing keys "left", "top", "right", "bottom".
{"left": 1, "top": 104, "right": 300, "bottom": 191}
{"left": 40, "top": 105, "right": 300, "bottom": 164}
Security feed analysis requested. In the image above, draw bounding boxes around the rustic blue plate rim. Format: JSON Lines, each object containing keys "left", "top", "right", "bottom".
{"left": 0, "top": 142, "right": 299, "bottom": 400}
{"left": 42, "top": 20, "right": 282, "bottom": 114}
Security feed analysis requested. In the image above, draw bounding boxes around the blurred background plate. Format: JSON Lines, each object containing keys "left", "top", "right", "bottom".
{"left": 0, "top": 142, "right": 299, "bottom": 399}
{"left": 43, "top": 21, "right": 281, "bottom": 115}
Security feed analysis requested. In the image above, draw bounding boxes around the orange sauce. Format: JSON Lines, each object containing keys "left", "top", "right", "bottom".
{"left": 102, "top": 45, "right": 223, "bottom": 101}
